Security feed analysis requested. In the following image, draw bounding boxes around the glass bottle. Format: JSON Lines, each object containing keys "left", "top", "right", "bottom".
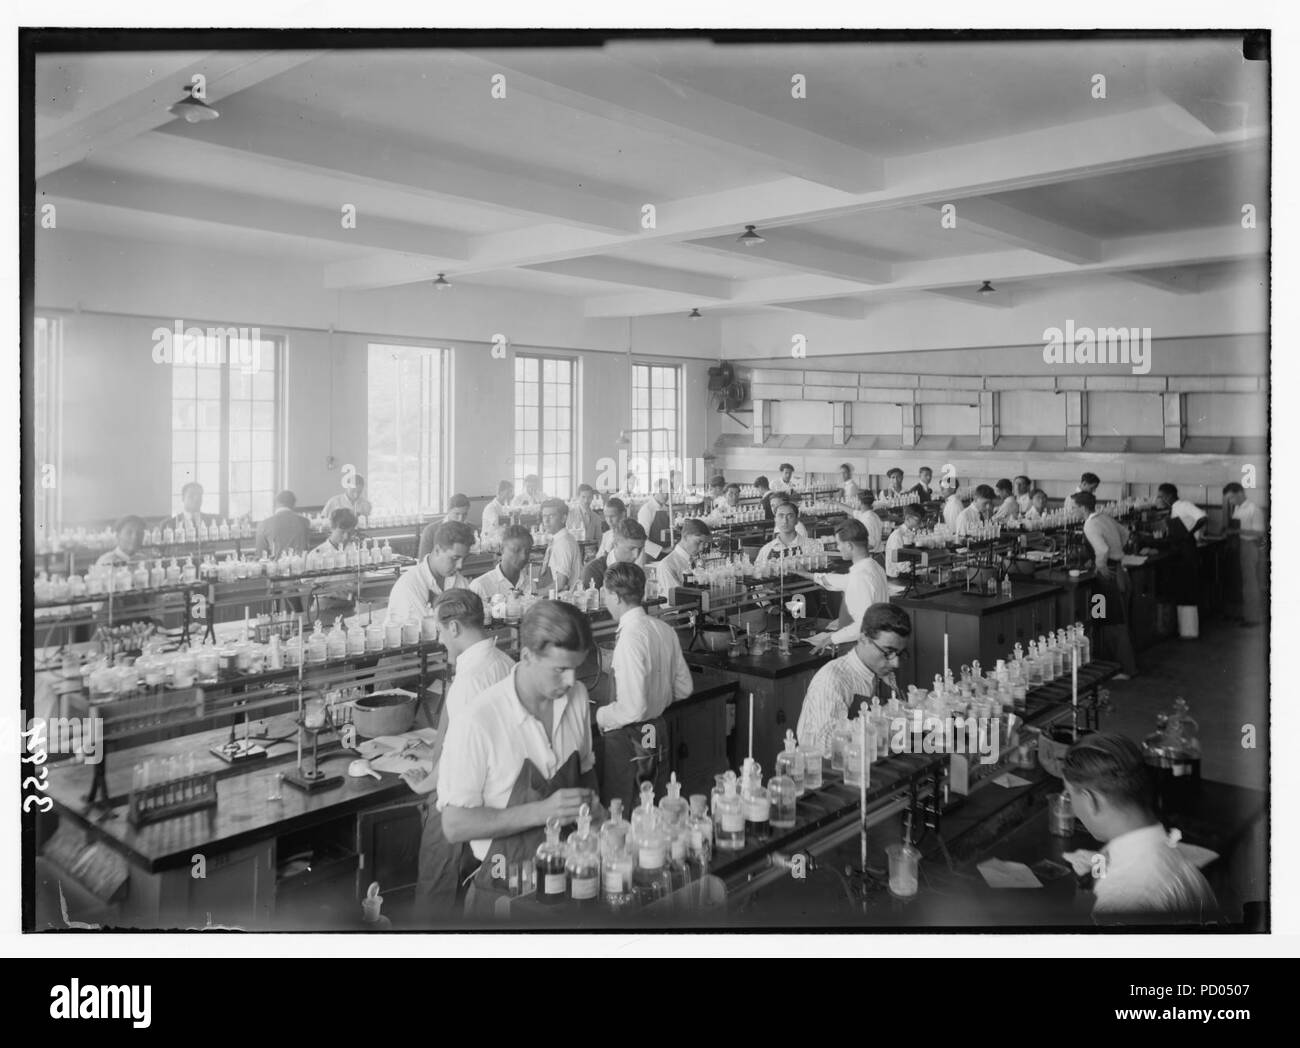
{"left": 659, "top": 773, "right": 690, "bottom": 869}
{"left": 740, "top": 758, "right": 770, "bottom": 843}
{"left": 326, "top": 620, "right": 348, "bottom": 661}
{"left": 533, "top": 816, "right": 568, "bottom": 905}
{"left": 869, "top": 699, "right": 893, "bottom": 759}
{"left": 565, "top": 804, "right": 600, "bottom": 906}
{"left": 347, "top": 621, "right": 367, "bottom": 656}
{"left": 631, "top": 782, "right": 670, "bottom": 901}
{"left": 768, "top": 773, "right": 797, "bottom": 829}
{"left": 775, "top": 729, "right": 805, "bottom": 796}
{"left": 844, "top": 718, "right": 873, "bottom": 788}
{"left": 687, "top": 795, "right": 713, "bottom": 874}
{"left": 600, "top": 798, "right": 635, "bottom": 909}
{"left": 831, "top": 717, "right": 854, "bottom": 773}
{"left": 714, "top": 771, "right": 745, "bottom": 851}
{"left": 1026, "top": 640, "right": 1043, "bottom": 686}
{"left": 149, "top": 559, "right": 166, "bottom": 589}
{"left": 799, "top": 732, "right": 823, "bottom": 790}
{"left": 132, "top": 561, "right": 150, "bottom": 590}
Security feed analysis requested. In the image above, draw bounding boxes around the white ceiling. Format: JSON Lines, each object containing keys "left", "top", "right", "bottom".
{"left": 35, "top": 37, "right": 1268, "bottom": 322}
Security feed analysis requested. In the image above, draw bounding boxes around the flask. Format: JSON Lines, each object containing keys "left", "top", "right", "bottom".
{"left": 600, "top": 798, "right": 635, "bottom": 909}
{"left": 775, "top": 729, "right": 805, "bottom": 795}
{"left": 714, "top": 771, "right": 745, "bottom": 851}
{"left": 565, "top": 804, "right": 600, "bottom": 906}
{"left": 534, "top": 816, "right": 568, "bottom": 905}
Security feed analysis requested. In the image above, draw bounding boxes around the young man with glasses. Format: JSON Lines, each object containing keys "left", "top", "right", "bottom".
{"left": 796, "top": 603, "right": 912, "bottom": 755}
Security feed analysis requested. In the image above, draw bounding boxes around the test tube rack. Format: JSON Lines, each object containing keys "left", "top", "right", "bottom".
{"left": 127, "top": 771, "right": 218, "bottom": 827}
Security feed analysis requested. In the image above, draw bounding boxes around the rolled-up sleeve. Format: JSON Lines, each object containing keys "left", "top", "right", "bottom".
{"left": 435, "top": 715, "right": 489, "bottom": 812}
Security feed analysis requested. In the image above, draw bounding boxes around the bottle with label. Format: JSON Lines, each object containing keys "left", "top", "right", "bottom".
{"left": 565, "top": 803, "right": 600, "bottom": 906}
{"left": 740, "top": 758, "right": 770, "bottom": 843}
{"left": 775, "top": 729, "right": 806, "bottom": 796}
{"left": 585, "top": 579, "right": 600, "bottom": 613}
{"left": 768, "top": 773, "right": 797, "bottom": 829}
{"left": 631, "top": 782, "right": 670, "bottom": 901}
{"left": 534, "top": 815, "right": 568, "bottom": 905}
{"left": 714, "top": 771, "right": 745, "bottom": 851}
{"left": 687, "top": 795, "right": 713, "bottom": 875}
{"left": 600, "top": 799, "right": 635, "bottom": 910}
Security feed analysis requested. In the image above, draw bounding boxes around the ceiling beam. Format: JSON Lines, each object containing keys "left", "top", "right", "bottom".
{"left": 1118, "top": 268, "right": 1201, "bottom": 294}
{"left": 36, "top": 50, "right": 327, "bottom": 179}
{"left": 449, "top": 49, "right": 884, "bottom": 194}
{"left": 925, "top": 286, "right": 1016, "bottom": 309}
{"left": 37, "top": 165, "right": 469, "bottom": 259}
{"left": 923, "top": 197, "right": 1101, "bottom": 264}
{"left": 523, "top": 256, "right": 732, "bottom": 299}
{"left": 685, "top": 231, "right": 893, "bottom": 285}
{"left": 154, "top": 98, "right": 639, "bottom": 233}
{"left": 770, "top": 298, "right": 869, "bottom": 320}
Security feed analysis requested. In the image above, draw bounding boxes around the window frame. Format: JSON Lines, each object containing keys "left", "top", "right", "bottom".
{"left": 366, "top": 342, "right": 451, "bottom": 514}
{"left": 630, "top": 361, "right": 683, "bottom": 491}
{"left": 514, "top": 351, "right": 577, "bottom": 498}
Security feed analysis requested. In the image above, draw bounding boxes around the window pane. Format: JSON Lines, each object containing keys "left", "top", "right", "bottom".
{"left": 556, "top": 383, "right": 570, "bottom": 406}
{"left": 230, "top": 401, "right": 251, "bottom": 431}
{"left": 543, "top": 406, "right": 557, "bottom": 431}
{"left": 523, "top": 407, "right": 538, "bottom": 432}
{"left": 195, "top": 368, "right": 221, "bottom": 398}
{"left": 252, "top": 461, "right": 273, "bottom": 490}
{"left": 543, "top": 359, "right": 556, "bottom": 382}
{"left": 198, "top": 463, "right": 221, "bottom": 495}
{"left": 556, "top": 408, "right": 570, "bottom": 431}
{"left": 199, "top": 401, "right": 223, "bottom": 429}
{"left": 229, "top": 369, "right": 252, "bottom": 400}
{"left": 173, "top": 401, "right": 197, "bottom": 429}
{"left": 230, "top": 431, "right": 251, "bottom": 461}
{"left": 253, "top": 359, "right": 275, "bottom": 399}
{"left": 524, "top": 357, "right": 537, "bottom": 381}
{"left": 172, "top": 367, "right": 196, "bottom": 397}
{"left": 544, "top": 431, "right": 558, "bottom": 454}
{"left": 252, "top": 402, "right": 274, "bottom": 430}
{"left": 522, "top": 383, "right": 538, "bottom": 407}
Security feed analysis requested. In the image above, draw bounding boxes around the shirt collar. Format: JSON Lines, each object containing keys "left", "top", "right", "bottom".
{"left": 457, "top": 637, "right": 498, "bottom": 670}
{"left": 1102, "top": 822, "right": 1170, "bottom": 864}
{"left": 617, "top": 605, "right": 648, "bottom": 633}
{"left": 503, "top": 664, "right": 570, "bottom": 729}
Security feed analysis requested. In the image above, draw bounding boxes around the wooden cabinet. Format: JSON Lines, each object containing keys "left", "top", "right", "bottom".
{"left": 357, "top": 800, "right": 423, "bottom": 899}
{"left": 665, "top": 693, "right": 730, "bottom": 797}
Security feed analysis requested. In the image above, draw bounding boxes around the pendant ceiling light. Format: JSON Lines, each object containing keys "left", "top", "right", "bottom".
{"left": 977, "top": 280, "right": 997, "bottom": 295}
{"left": 688, "top": 308, "right": 701, "bottom": 318}
{"left": 433, "top": 273, "right": 452, "bottom": 290}
{"left": 737, "top": 224, "right": 766, "bottom": 247}
{"left": 167, "top": 87, "right": 220, "bottom": 123}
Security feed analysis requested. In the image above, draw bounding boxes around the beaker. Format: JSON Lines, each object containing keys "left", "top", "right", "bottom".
{"left": 1047, "top": 792, "right": 1075, "bottom": 837}
{"left": 886, "top": 843, "right": 920, "bottom": 899}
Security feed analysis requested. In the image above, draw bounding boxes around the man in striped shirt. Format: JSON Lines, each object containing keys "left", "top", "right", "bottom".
{"left": 797, "top": 603, "right": 912, "bottom": 754}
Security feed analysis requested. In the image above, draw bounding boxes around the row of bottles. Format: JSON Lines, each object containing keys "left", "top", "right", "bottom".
{"left": 1007, "top": 506, "right": 1086, "bottom": 531}
{"left": 146, "top": 519, "right": 254, "bottom": 547}
{"left": 1011, "top": 624, "right": 1092, "bottom": 686}
{"left": 874, "top": 491, "right": 922, "bottom": 509}
{"left": 35, "top": 542, "right": 397, "bottom": 604}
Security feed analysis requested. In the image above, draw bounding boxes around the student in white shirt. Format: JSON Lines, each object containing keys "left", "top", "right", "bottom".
{"left": 635, "top": 486, "right": 672, "bottom": 558}
{"left": 852, "top": 490, "right": 885, "bottom": 552}
{"left": 1063, "top": 733, "right": 1217, "bottom": 925}
{"left": 885, "top": 506, "right": 923, "bottom": 578}
{"left": 797, "top": 603, "right": 911, "bottom": 754}
{"left": 595, "top": 497, "right": 626, "bottom": 557}
{"left": 772, "top": 463, "right": 797, "bottom": 493}
{"left": 538, "top": 499, "right": 583, "bottom": 592}
{"left": 708, "top": 483, "right": 742, "bottom": 522}
{"left": 321, "top": 474, "right": 373, "bottom": 521}
{"left": 1014, "top": 475, "right": 1033, "bottom": 515}
{"left": 567, "top": 483, "right": 603, "bottom": 543}
{"left": 655, "top": 518, "right": 712, "bottom": 596}
{"left": 908, "top": 467, "right": 934, "bottom": 502}
{"left": 1069, "top": 472, "right": 1100, "bottom": 512}
{"left": 1077, "top": 491, "right": 1139, "bottom": 678}
{"left": 1158, "top": 483, "right": 1207, "bottom": 540}
{"left": 838, "top": 462, "right": 860, "bottom": 508}
{"left": 805, "top": 519, "right": 890, "bottom": 652}
{"left": 418, "top": 493, "right": 473, "bottom": 559}
{"left": 439, "top": 601, "right": 604, "bottom": 917}
{"left": 94, "top": 515, "right": 147, "bottom": 569}
{"left": 1023, "top": 488, "right": 1049, "bottom": 521}
{"left": 470, "top": 525, "right": 535, "bottom": 603}
{"left": 956, "top": 485, "right": 995, "bottom": 538}
{"left": 404, "top": 588, "right": 515, "bottom": 921}
{"left": 311, "top": 508, "right": 360, "bottom": 621}
{"left": 992, "top": 478, "right": 1019, "bottom": 521}
{"left": 511, "top": 474, "right": 548, "bottom": 509}
{"left": 579, "top": 519, "right": 646, "bottom": 590}
{"left": 942, "top": 484, "right": 965, "bottom": 530}
{"left": 480, "top": 480, "right": 515, "bottom": 538}
{"left": 385, "top": 520, "right": 475, "bottom": 626}
{"left": 755, "top": 501, "right": 814, "bottom": 566}
{"left": 1222, "top": 482, "right": 1265, "bottom": 626}
{"left": 595, "top": 562, "right": 694, "bottom": 812}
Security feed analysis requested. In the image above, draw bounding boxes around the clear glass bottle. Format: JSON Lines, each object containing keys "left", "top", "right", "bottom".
{"left": 180, "top": 556, "right": 197, "bottom": 584}
{"left": 741, "top": 758, "right": 770, "bottom": 843}
{"left": 799, "top": 732, "right": 823, "bottom": 790}
{"left": 149, "top": 559, "right": 166, "bottom": 589}
{"left": 631, "top": 782, "right": 670, "bottom": 901}
{"left": 600, "top": 799, "right": 635, "bottom": 909}
{"left": 775, "top": 729, "right": 805, "bottom": 795}
{"left": 869, "top": 699, "right": 892, "bottom": 759}
{"left": 687, "top": 795, "right": 713, "bottom": 874}
{"left": 843, "top": 718, "right": 873, "bottom": 788}
{"left": 714, "top": 771, "right": 745, "bottom": 851}
{"left": 1026, "top": 640, "right": 1043, "bottom": 686}
{"left": 831, "top": 717, "right": 854, "bottom": 773}
{"left": 1074, "top": 622, "right": 1092, "bottom": 666}
{"left": 768, "top": 773, "right": 797, "bottom": 829}
{"left": 534, "top": 815, "right": 568, "bottom": 905}
{"left": 659, "top": 773, "right": 690, "bottom": 869}
{"left": 565, "top": 803, "right": 600, "bottom": 906}
{"left": 346, "top": 621, "right": 367, "bottom": 656}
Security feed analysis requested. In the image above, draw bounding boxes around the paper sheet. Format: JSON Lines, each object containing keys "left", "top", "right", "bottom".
{"left": 977, "top": 859, "right": 1043, "bottom": 889}
{"left": 990, "top": 772, "right": 1033, "bottom": 789}
{"left": 357, "top": 727, "right": 438, "bottom": 774}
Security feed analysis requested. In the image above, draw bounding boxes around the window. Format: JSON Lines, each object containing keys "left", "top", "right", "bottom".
{"left": 171, "top": 332, "right": 283, "bottom": 519}
{"left": 514, "top": 354, "right": 575, "bottom": 498}
{"left": 630, "top": 363, "right": 682, "bottom": 490}
{"left": 33, "top": 316, "right": 63, "bottom": 534}
{"left": 367, "top": 344, "right": 449, "bottom": 514}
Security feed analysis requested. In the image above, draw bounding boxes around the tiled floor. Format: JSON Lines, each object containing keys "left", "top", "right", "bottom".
{"left": 1100, "top": 617, "right": 1268, "bottom": 791}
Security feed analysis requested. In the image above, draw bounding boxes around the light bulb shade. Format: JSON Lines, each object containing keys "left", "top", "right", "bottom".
{"left": 433, "top": 273, "right": 452, "bottom": 290}
{"left": 977, "top": 280, "right": 997, "bottom": 294}
{"left": 737, "top": 224, "right": 765, "bottom": 246}
{"left": 168, "top": 95, "right": 220, "bottom": 122}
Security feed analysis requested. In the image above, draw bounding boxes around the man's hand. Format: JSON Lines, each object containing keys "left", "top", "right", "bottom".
{"left": 402, "top": 766, "right": 437, "bottom": 796}
{"left": 537, "top": 787, "right": 592, "bottom": 824}
{"left": 1094, "top": 562, "right": 1112, "bottom": 580}
{"left": 807, "top": 631, "right": 834, "bottom": 653}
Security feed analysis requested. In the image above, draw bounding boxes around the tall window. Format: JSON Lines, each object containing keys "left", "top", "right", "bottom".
{"left": 171, "top": 332, "right": 282, "bottom": 519}
{"left": 34, "top": 316, "right": 63, "bottom": 534}
{"left": 514, "top": 354, "right": 575, "bottom": 498}
{"left": 367, "top": 344, "right": 449, "bottom": 514}
{"left": 631, "top": 363, "right": 682, "bottom": 490}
